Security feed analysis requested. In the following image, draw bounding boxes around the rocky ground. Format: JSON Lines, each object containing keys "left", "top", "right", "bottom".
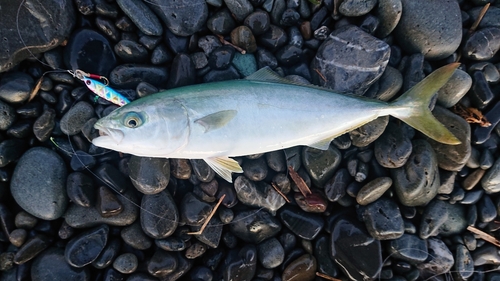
{"left": 0, "top": 0, "right": 499, "bottom": 280}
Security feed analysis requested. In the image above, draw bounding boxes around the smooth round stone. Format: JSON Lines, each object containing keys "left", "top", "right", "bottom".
{"left": 156, "top": 237, "right": 187, "bottom": 251}
{"left": 393, "top": 0, "right": 461, "bottom": 60}
{"left": 116, "top": 0, "right": 162, "bottom": 36}
{"left": 231, "top": 26, "right": 257, "bottom": 53}
{"left": 113, "top": 253, "right": 138, "bottom": 274}
{"left": 13, "top": 234, "right": 49, "bottom": 264}
{"left": 64, "top": 190, "right": 138, "bottom": 228}
{"left": 191, "top": 52, "right": 208, "bottom": 70}
{"left": 437, "top": 69, "right": 472, "bottom": 108}
{"left": 463, "top": 27, "right": 500, "bottom": 61}
{"left": 461, "top": 189, "right": 484, "bottom": 204}
{"left": 427, "top": 106, "right": 471, "bottom": 172}
{"left": 234, "top": 176, "right": 286, "bottom": 214}
{"left": 92, "top": 239, "right": 121, "bottom": 269}
{"left": 0, "top": 100, "right": 16, "bottom": 131}
{"left": 166, "top": 53, "right": 196, "bottom": 88}
{"left": 190, "top": 159, "right": 215, "bottom": 183}
{"left": 207, "top": 8, "right": 236, "bottom": 35}
{"left": 417, "top": 238, "right": 453, "bottom": 278}
{"left": 121, "top": 221, "right": 152, "bottom": 250}
{"left": 338, "top": 0, "right": 376, "bottom": 16}
{"left": 282, "top": 254, "right": 317, "bottom": 281}
{"left": 313, "top": 235, "right": 339, "bottom": 278}
{"left": 472, "top": 244, "right": 500, "bottom": 266}
{"left": 65, "top": 224, "right": 109, "bottom": 268}
{"left": 257, "top": 238, "right": 285, "bottom": 269}
{"left": 356, "top": 177, "right": 392, "bottom": 205}
{"left": 360, "top": 197, "right": 404, "bottom": 240}
{"left": 229, "top": 210, "right": 281, "bottom": 243}
{"left": 114, "top": 40, "right": 149, "bottom": 62}
{"left": 349, "top": 116, "right": 389, "bottom": 147}
{"left": 11, "top": 147, "right": 67, "bottom": 220}
{"left": 275, "top": 44, "right": 302, "bottom": 66}
{"left": 482, "top": 158, "right": 500, "bottom": 194}
{"left": 147, "top": 249, "right": 178, "bottom": 277}
{"left": 64, "top": 29, "right": 116, "bottom": 76}
{"left": 302, "top": 146, "right": 341, "bottom": 187}
{"left": 94, "top": 163, "right": 132, "bottom": 194}
{"left": 376, "top": 0, "right": 402, "bottom": 38}
{"left": 151, "top": 43, "right": 173, "bottom": 65}
{"left": 60, "top": 101, "right": 95, "bottom": 135}
{"left": 374, "top": 121, "right": 413, "bottom": 168}
{"left": 258, "top": 25, "right": 288, "bottom": 52}
{"left": 129, "top": 156, "right": 170, "bottom": 194}
{"left": 280, "top": 8, "right": 300, "bottom": 26}
{"left": 244, "top": 10, "right": 270, "bottom": 36}
{"left": 311, "top": 25, "right": 390, "bottom": 95}
{"left": 391, "top": 140, "right": 439, "bottom": 207}
{"left": 324, "top": 168, "right": 350, "bottom": 202}
{"left": 387, "top": 234, "right": 428, "bottom": 264}
{"left": 419, "top": 199, "right": 467, "bottom": 239}
{"left": 364, "top": 66, "right": 403, "bottom": 101}
{"left": 184, "top": 242, "right": 206, "bottom": 259}
{"left": 279, "top": 206, "right": 324, "bottom": 240}
{"left": 66, "top": 172, "right": 95, "bottom": 208}
{"left": 141, "top": 190, "right": 178, "bottom": 239}
{"left": 0, "top": 72, "right": 33, "bottom": 104}
{"left": 109, "top": 64, "right": 168, "bottom": 88}
{"left": 478, "top": 195, "right": 497, "bottom": 223}
{"left": 31, "top": 247, "right": 90, "bottom": 281}
{"left": 266, "top": 151, "right": 286, "bottom": 172}
{"left": 170, "top": 159, "right": 192, "bottom": 180}
{"left": 180, "top": 192, "right": 211, "bottom": 226}
{"left": 222, "top": 245, "right": 257, "bottom": 281}
{"left": 331, "top": 217, "right": 382, "bottom": 280}
{"left": 454, "top": 244, "right": 474, "bottom": 280}
{"left": 15, "top": 211, "right": 37, "bottom": 229}
{"left": 209, "top": 46, "right": 235, "bottom": 70}
{"left": 224, "top": 0, "right": 254, "bottom": 21}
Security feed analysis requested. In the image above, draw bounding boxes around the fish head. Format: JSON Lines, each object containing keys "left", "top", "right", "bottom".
{"left": 92, "top": 99, "right": 190, "bottom": 157}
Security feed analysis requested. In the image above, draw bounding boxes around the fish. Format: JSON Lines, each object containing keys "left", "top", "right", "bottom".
{"left": 93, "top": 63, "right": 461, "bottom": 182}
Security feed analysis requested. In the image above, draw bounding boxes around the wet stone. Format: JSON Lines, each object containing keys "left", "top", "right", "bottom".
{"left": 11, "top": 147, "right": 67, "bottom": 220}
{"left": 331, "top": 217, "right": 382, "bottom": 280}
{"left": 185, "top": 242, "right": 207, "bottom": 259}
{"left": 481, "top": 158, "right": 500, "bottom": 194}
{"left": 96, "top": 186, "right": 123, "bottom": 217}
{"left": 468, "top": 6, "right": 500, "bottom": 29}
{"left": 120, "top": 222, "right": 152, "bottom": 250}
{"left": 224, "top": 0, "right": 254, "bottom": 22}
{"left": 0, "top": 73, "right": 33, "bottom": 104}
{"left": 437, "top": 69, "right": 472, "bottom": 108}
{"left": 229, "top": 209, "right": 281, "bottom": 243}
{"left": 180, "top": 192, "right": 211, "bottom": 226}
{"left": 242, "top": 156, "right": 268, "bottom": 181}
{"left": 207, "top": 8, "right": 236, "bottom": 35}
{"left": 311, "top": 25, "right": 390, "bottom": 95}
{"left": 258, "top": 25, "right": 288, "bottom": 52}
{"left": 31, "top": 247, "right": 90, "bottom": 281}
{"left": 477, "top": 195, "right": 497, "bottom": 223}
{"left": 190, "top": 159, "right": 215, "bottom": 183}
{"left": 114, "top": 40, "right": 149, "bottom": 62}
{"left": 70, "top": 151, "right": 95, "bottom": 171}
{"left": 474, "top": 100, "right": 500, "bottom": 144}
{"left": 454, "top": 244, "right": 474, "bottom": 280}
{"left": 244, "top": 10, "right": 271, "bottom": 36}
{"left": 113, "top": 253, "right": 138, "bottom": 274}
{"left": 15, "top": 211, "right": 37, "bottom": 229}
{"left": 94, "top": 163, "right": 132, "bottom": 194}
{"left": 356, "top": 177, "right": 392, "bottom": 205}
{"left": 0, "top": 101, "right": 16, "bottom": 131}
{"left": 266, "top": 150, "right": 286, "bottom": 172}
{"left": 314, "top": 235, "right": 339, "bottom": 278}
{"left": 302, "top": 146, "right": 341, "bottom": 187}
{"left": 279, "top": 206, "right": 324, "bottom": 240}
{"left": 427, "top": 106, "right": 471, "bottom": 172}
{"left": 129, "top": 156, "right": 170, "bottom": 194}
{"left": 234, "top": 176, "right": 286, "bottom": 214}
{"left": 156, "top": 237, "right": 186, "bottom": 251}
{"left": 276, "top": 45, "right": 302, "bottom": 66}
{"left": 324, "top": 168, "right": 350, "bottom": 202}
{"left": 231, "top": 26, "right": 258, "bottom": 53}
{"left": 419, "top": 199, "right": 467, "bottom": 239}
{"left": 60, "top": 101, "right": 95, "bottom": 135}
{"left": 388, "top": 234, "right": 428, "bottom": 264}
{"left": 13, "top": 234, "right": 49, "bottom": 264}
{"left": 461, "top": 189, "right": 483, "bottom": 204}
{"left": 170, "top": 158, "right": 192, "bottom": 180}
{"left": 148, "top": 0, "right": 208, "bottom": 36}
{"left": 141, "top": 190, "right": 178, "bottom": 239}
{"left": 257, "top": 238, "right": 285, "bottom": 269}
{"left": 374, "top": 121, "right": 413, "bottom": 168}
{"left": 66, "top": 172, "right": 95, "bottom": 208}
{"left": 208, "top": 46, "right": 235, "bottom": 70}
{"left": 222, "top": 245, "right": 257, "bottom": 281}
{"left": 350, "top": 116, "right": 389, "bottom": 147}
{"left": 472, "top": 244, "right": 500, "bottom": 266}
{"left": 191, "top": 217, "right": 222, "bottom": 248}
{"left": 463, "top": 27, "right": 500, "bottom": 61}
{"left": 147, "top": 249, "right": 178, "bottom": 277}
{"left": 282, "top": 254, "right": 317, "bottom": 281}
{"left": 116, "top": 0, "right": 162, "bottom": 36}
{"left": 391, "top": 140, "right": 440, "bottom": 207}
{"left": 65, "top": 224, "right": 109, "bottom": 268}
{"left": 394, "top": 0, "right": 461, "bottom": 60}
{"left": 360, "top": 197, "right": 404, "bottom": 240}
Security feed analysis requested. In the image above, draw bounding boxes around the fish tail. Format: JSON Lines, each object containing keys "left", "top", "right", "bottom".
{"left": 389, "top": 63, "right": 461, "bottom": 145}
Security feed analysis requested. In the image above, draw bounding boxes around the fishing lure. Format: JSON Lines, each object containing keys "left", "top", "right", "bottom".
{"left": 70, "top": 69, "right": 130, "bottom": 106}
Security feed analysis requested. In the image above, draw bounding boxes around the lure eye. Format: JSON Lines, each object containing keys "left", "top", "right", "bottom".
{"left": 85, "top": 80, "right": 91, "bottom": 85}
{"left": 123, "top": 112, "right": 143, "bottom": 128}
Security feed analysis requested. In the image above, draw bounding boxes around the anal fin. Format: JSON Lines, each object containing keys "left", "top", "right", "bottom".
{"left": 204, "top": 157, "right": 243, "bottom": 183}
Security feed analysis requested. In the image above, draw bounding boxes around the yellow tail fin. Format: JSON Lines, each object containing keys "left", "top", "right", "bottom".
{"left": 390, "top": 63, "right": 461, "bottom": 145}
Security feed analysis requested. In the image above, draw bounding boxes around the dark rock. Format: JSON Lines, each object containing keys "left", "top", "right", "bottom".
{"left": 0, "top": 0, "right": 75, "bottom": 72}
{"left": 224, "top": 0, "right": 254, "bottom": 22}
{"left": 209, "top": 46, "right": 235, "bottom": 70}
{"left": 129, "top": 156, "right": 170, "bottom": 194}
{"left": 116, "top": 0, "right": 162, "bottom": 36}
{"left": 13, "top": 234, "right": 49, "bottom": 264}
{"left": 180, "top": 192, "right": 211, "bottom": 226}
{"left": 454, "top": 244, "right": 474, "bottom": 280}
{"left": 114, "top": 40, "right": 149, "bottom": 62}
{"left": 280, "top": 8, "right": 301, "bottom": 26}
{"left": 339, "top": 0, "right": 377, "bottom": 16}
{"left": 374, "top": 121, "right": 413, "bottom": 168}
{"left": 0, "top": 72, "right": 33, "bottom": 104}
{"left": 314, "top": 235, "right": 339, "bottom": 278}
{"left": 66, "top": 172, "right": 95, "bottom": 208}
{"left": 147, "top": 0, "right": 208, "bottom": 36}
{"left": 311, "top": 25, "right": 390, "bottom": 95}
{"left": 258, "top": 25, "right": 288, "bottom": 52}
{"left": 242, "top": 157, "right": 268, "bottom": 181}
{"left": 473, "top": 100, "right": 500, "bottom": 144}
{"left": 376, "top": 0, "right": 402, "bottom": 38}
{"left": 60, "top": 101, "right": 95, "bottom": 135}
{"left": 234, "top": 176, "right": 286, "bottom": 213}
{"left": 65, "top": 225, "right": 109, "bottom": 267}
{"left": 279, "top": 206, "right": 324, "bottom": 240}
{"left": 230, "top": 209, "right": 281, "bottom": 243}
{"left": 167, "top": 53, "right": 196, "bottom": 88}
{"left": 417, "top": 238, "right": 454, "bottom": 278}
{"left": 0, "top": 139, "right": 28, "bottom": 167}
{"left": 222, "top": 245, "right": 257, "bottom": 281}
{"left": 11, "top": 147, "right": 67, "bottom": 220}
{"left": 419, "top": 199, "right": 467, "bottom": 239}
{"left": 302, "top": 146, "right": 341, "bottom": 187}
{"left": 141, "top": 190, "right": 178, "bottom": 239}
{"left": 156, "top": 237, "right": 186, "bottom": 251}
{"left": 203, "top": 65, "right": 241, "bottom": 82}
{"left": 360, "top": 197, "right": 404, "bottom": 240}
{"left": 257, "top": 238, "right": 284, "bottom": 269}
{"left": 463, "top": 27, "right": 500, "bottom": 61}
{"left": 170, "top": 158, "right": 192, "bottom": 180}
{"left": 294, "top": 190, "right": 328, "bottom": 213}
{"left": 356, "top": 177, "right": 392, "bottom": 205}
{"left": 0, "top": 101, "right": 16, "bottom": 131}
{"left": 147, "top": 249, "right": 178, "bottom": 277}
{"left": 207, "top": 8, "right": 236, "bottom": 35}
{"left": 31, "top": 247, "right": 90, "bottom": 281}
{"left": 282, "top": 254, "right": 317, "bottom": 281}
{"left": 244, "top": 10, "right": 270, "bottom": 36}
{"left": 477, "top": 194, "right": 497, "bottom": 223}
{"left": 92, "top": 239, "right": 121, "bottom": 269}
{"left": 70, "top": 151, "right": 95, "bottom": 171}
{"left": 436, "top": 69, "right": 472, "bottom": 108}
{"left": 231, "top": 26, "right": 258, "bottom": 53}
{"left": 276, "top": 44, "right": 302, "bottom": 66}
{"left": 388, "top": 234, "right": 428, "bottom": 264}
{"left": 349, "top": 116, "right": 389, "bottom": 147}
{"left": 113, "top": 253, "right": 138, "bottom": 274}
{"left": 110, "top": 64, "right": 168, "bottom": 88}
{"left": 393, "top": 0, "right": 462, "bottom": 60}
{"left": 97, "top": 186, "right": 123, "bottom": 217}
{"left": 94, "top": 163, "right": 132, "bottom": 194}
{"left": 192, "top": 217, "right": 223, "bottom": 248}
{"left": 481, "top": 158, "right": 500, "bottom": 194}
{"left": 324, "top": 168, "right": 350, "bottom": 202}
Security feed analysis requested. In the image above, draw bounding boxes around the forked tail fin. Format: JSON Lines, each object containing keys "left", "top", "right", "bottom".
{"left": 390, "top": 63, "right": 461, "bottom": 145}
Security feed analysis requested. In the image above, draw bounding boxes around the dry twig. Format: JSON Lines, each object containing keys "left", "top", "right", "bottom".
{"left": 467, "top": 225, "right": 500, "bottom": 248}
{"left": 271, "top": 182, "right": 291, "bottom": 203}
{"left": 316, "top": 272, "right": 342, "bottom": 281}
{"left": 456, "top": 3, "right": 490, "bottom": 62}
{"left": 288, "top": 166, "right": 312, "bottom": 197}
{"left": 452, "top": 104, "right": 491, "bottom": 127}
{"left": 216, "top": 35, "right": 246, "bottom": 54}
{"left": 188, "top": 194, "right": 226, "bottom": 235}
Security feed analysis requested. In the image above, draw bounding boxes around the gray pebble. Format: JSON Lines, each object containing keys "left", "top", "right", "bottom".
{"left": 374, "top": 121, "right": 413, "bottom": 168}
{"left": 229, "top": 210, "right": 281, "bottom": 243}
{"left": 258, "top": 238, "right": 284, "bottom": 269}
{"left": 121, "top": 222, "right": 152, "bottom": 250}
{"left": 376, "top": 0, "right": 402, "bottom": 38}
{"left": 113, "top": 253, "right": 138, "bottom": 274}
{"left": 454, "top": 244, "right": 474, "bottom": 280}
{"left": 463, "top": 27, "right": 500, "bottom": 61}
{"left": 419, "top": 199, "right": 467, "bottom": 239}
{"left": 148, "top": 0, "right": 208, "bottom": 36}
{"left": 301, "top": 145, "right": 341, "bottom": 187}
{"left": 129, "top": 156, "right": 170, "bottom": 194}
{"left": 11, "top": 147, "right": 67, "bottom": 220}
{"left": 481, "top": 157, "right": 500, "bottom": 194}
{"left": 192, "top": 217, "right": 223, "bottom": 248}
{"left": 265, "top": 150, "right": 286, "bottom": 172}
{"left": 393, "top": 0, "right": 462, "bottom": 60}
{"left": 141, "top": 190, "right": 178, "bottom": 239}
{"left": 31, "top": 248, "right": 90, "bottom": 281}
{"left": 338, "top": 0, "right": 377, "bottom": 17}
{"left": 116, "top": 0, "right": 162, "bottom": 35}
{"left": 436, "top": 69, "right": 472, "bottom": 108}
{"left": 478, "top": 194, "right": 497, "bottom": 223}
{"left": 224, "top": 0, "right": 254, "bottom": 22}
{"left": 356, "top": 177, "right": 392, "bottom": 205}
{"left": 65, "top": 224, "right": 109, "bottom": 267}
{"left": 417, "top": 238, "right": 453, "bottom": 278}
{"left": 60, "top": 101, "right": 95, "bottom": 135}
{"left": 387, "top": 234, "right": 428, "bottom": 264}
{"left": 14, "top": 211, "right": 37, "bottom": 229}
{"left": 0, "top": 72, "right": 33, "bottom": 104}
{"left": 9, "top": 229, "right": 27, "bottom": 247}
{"left": 463, "top": 169, "right": 485, "bottom": 191}
{"left": 473, "top": 244, "right": 500, "bottom": 266}
{"left": 0, "top": 100, "right": 16, "bottom": 131}
{"left": 364, "top": 66, "right": 403, "bottom": 101}
{"left": 480, "top": 149, "right": 494, "bottom": 170}
{"left": 360, "top": 197, "right": 404, "bottom": 240}
{"left": 349, "top": 116, "right": 389, "bottom": 147}
{"left": 242, "top": 157, "right": 268, "bottom": 181}
{"left": 468, "top": 6, "right": 500, "bottom": 29}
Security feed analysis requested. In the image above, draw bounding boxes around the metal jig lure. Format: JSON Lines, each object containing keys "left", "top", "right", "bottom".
{"left": 70, "top": 69, "right": 130, "bottom": 107}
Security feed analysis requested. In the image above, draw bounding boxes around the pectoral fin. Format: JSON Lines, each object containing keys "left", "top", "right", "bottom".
{"left": 195, "top": 110, "right": 237, "bottom": 133}
{"left": 309, "top": 137, "right": 335, "bottom": 150}
{"left": 204, "top": 157, "right": 243, "bottom": 183}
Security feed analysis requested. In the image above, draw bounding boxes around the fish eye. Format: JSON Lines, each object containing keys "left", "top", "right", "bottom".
{"left": 123, "top": 112, "right": 143, "bottom": 128}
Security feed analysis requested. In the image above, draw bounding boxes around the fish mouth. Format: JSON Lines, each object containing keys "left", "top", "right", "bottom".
{"left": 93, "top": 124, "right": 124, "bottom": 146}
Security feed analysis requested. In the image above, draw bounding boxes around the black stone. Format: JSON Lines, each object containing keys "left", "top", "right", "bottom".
{"left": 64, "top": 225, "right": 109, "bottom": 267}
{"left": 141, "top": 190, "right": 178, "bottom": 239}
{"left": 279, "top": 205, "right": 324, "bottom": 240}
{"left": 66, "top": 172, "right": 95, "bottom": 208}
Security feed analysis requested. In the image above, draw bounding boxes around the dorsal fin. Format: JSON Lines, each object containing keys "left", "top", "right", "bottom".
{"left": 245, "top": 67, "right": 295, "bottom": 84}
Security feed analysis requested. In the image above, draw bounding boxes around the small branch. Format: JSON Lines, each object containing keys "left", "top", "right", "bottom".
{"left": 316, "top": 272, "right": 342, "bottom": 281}
{"left": 216, "top": 35, "right": 246, "bottom": 54}
{"left": 288, "top": 166, "right": 312, "bottom": 197}
{"left": 271, "top": 182, "right": 291, "bottom": 203}
{"left": 188, "top": 194, "right": 226, "bottom": 235}
{"left": 467, "top": 225, "right": 500, "bottom": 248}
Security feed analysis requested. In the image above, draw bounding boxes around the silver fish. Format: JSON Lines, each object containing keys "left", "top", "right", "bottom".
{"left": 93, "top": 63, "right": 460, "bottom": 182}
